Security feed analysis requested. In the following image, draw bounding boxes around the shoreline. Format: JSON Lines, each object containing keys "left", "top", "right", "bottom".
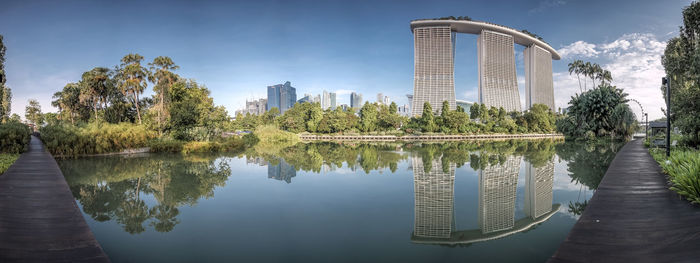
{"left": 300, "top": 133, "right": 564, "bottom": 141}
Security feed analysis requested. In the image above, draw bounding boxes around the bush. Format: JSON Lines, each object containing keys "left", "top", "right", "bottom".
{"left": 254, "top": 125, "right": 300, "bottom": 144}
{"left": 40, "top": 122, "right": 157, "bottom": 157}
{"left": 0, "top": 122, "right": 32, "bottom": 154}
{"left": 654, "top": 149, "right": 700, "bottom": 204}
{"left": 148, "top": 139, "right": 184, "bottom": 153}
{"left": 0, "top": 153, "right": 20, "bottom": 175}
{"left": 181, "top": 137, "right": 244, "bottom": 154}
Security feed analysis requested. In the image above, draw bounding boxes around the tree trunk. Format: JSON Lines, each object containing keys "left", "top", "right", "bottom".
{"left": 134, "top": 92, "right": 142, "bottom": 124}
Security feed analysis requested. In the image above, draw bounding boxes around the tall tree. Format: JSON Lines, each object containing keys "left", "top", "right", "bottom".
{"left": 149, "top": 56, "right": 179, "bottom": 130}
{"left": 568, "top": 60, "right": 584, "bottom": 93}
{"left": 117, "top": 54, "right": 148, "bottom": 124}
{"left": 25, "top": 99, "right": 43, "bottom": 128}
{"left": 51, "top": 83, "right": 82, "bottom": 124}
{"left": 661, "top": 1, "right": 700, "bottom": 145}
{"left": 421, "top": 102, "right": 437, "bottom": 133}
{"left": 0, "top": 34, "right": 9, "bottom": 122}
{"left": 79, "top": 68, "right": 111, "bottom": 121}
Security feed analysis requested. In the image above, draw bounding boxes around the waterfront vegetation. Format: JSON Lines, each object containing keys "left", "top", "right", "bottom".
{"left": 647, "top": 1, "right": 700, "bottom": 205}
{"left": 0, "top": 153, "right": 19, "bottom": 175}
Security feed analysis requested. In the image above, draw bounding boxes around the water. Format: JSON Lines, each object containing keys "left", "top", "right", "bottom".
{"left": 58, "top": 139, "right": 623, "bottom": 263}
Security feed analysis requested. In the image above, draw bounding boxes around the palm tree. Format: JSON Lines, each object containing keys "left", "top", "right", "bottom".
{"left": 148, "top": 56, "right": 179, "bottom": 132}
{"left": 568, "top": 60, "right": 584, "bottom": 93}
{"left": 117, "top": 54, "right": 148, "bottom": 124}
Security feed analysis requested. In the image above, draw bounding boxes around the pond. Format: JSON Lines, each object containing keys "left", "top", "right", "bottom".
{"left": 58, "top": 139, "right": 624, "bottom": 263}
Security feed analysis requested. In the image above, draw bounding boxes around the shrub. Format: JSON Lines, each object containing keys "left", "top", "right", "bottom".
{"left": 148, "top": 139, "right": 185, "bottom": 153}
{"left": 40, "top": 122, "right": 157, "bottom": 157}
{"left": 656, "top": 150, "right": 700, "bottom": 204}
{"left": 0, "top": 154, "right": 20, "bottom": 175}
{"left": 0, "top": 122, "right": 32, "bottom": 153}
{"left": 254, "top": 125, "right": 300, "bottom": 144}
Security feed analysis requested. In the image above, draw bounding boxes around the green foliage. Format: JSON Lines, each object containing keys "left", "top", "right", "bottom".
{"left": 254, "top": 124, "right": 300, "bottom": 145}
{"left": 0, "top": 153, "right": 18, "bottom": 175}
{"left": 0, "top": 34, "right": 11, "bottom": 123}
{"left": 524, "top": 104, "right": 555, "bottom": 133}
{"left": 168, "top": 80, "right": 228, "bottom": 141}
{"left": 661, "top": 1, "right": 700, "bottom": 146}
{"left": 147, "top": 138, "right": 185, "bottom": 153}
{"left": 421, "top": 102, "right": 437, "bottom": 132}
{"left": 25, "top": 99, "right": 43, "bottom": 127}
{"left": 359, "top": 102, "right": 379, "bottom": 132}
{"left": 557, "top": 84, "right": 636, "bottom": 140}
{"left": 40, "top": 122, "right": 157, "bottom": 157}
{"left": 0, "top": 121, "right": 31, "bottom": 153}
{"left": 651, "top": 148, "right": 700, "bottom": 204}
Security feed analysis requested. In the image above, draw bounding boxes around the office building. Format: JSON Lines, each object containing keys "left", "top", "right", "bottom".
{"left": 267, "top": 81, "right": 297, "bottom": 114}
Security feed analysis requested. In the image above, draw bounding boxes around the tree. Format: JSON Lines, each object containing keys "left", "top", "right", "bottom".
{"left": 25, "top": 99, "right": 43, "bottom": 128}
{"left": 421, "top": 102, "right": 437, "bottom": 132}
{"left": 169, "top": 79, "right": 228, "bottom": 140}
{"left": 0, "top": 34, "right": 10, "bottom": 123}
{"left": 52, "top": 83, "right": 82, "bottom": 124}
{"left": 661, "top": 1, "right": 700, "bottom": 146}
{"left": 117, "top": 54, "right": 148, "bottom": 124}
{"left": 359, "top": 102, "right": 378, "bottom": 132}
{"left": 524, "top": 104, "right": 555, "bottom": 133}
{"left": 260, "top": 107, "right": 279, "bottom": 125}
{"left": 556, "top": 84, "right": 635, "bottom": 139}
{"left": 568, "top": 60, "right": 584, "bottom": 93}
{"left": 149, "top": 56, "right": 179, "bottom": 130}
{"left": 80, "top": 67, "right": 113, "bottom": 121}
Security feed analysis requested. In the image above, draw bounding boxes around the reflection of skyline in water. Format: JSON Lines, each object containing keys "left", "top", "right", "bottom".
{"left": 413, "top": 153, "right": 556, "bottom": 244}
{"left": 268, "top": 158, "right": 297, "bottom": 183}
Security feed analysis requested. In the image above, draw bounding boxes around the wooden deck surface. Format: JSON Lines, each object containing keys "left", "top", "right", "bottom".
{"left": 0, "top": 136, "right": 109, "bottom": 262}
{"left": 549, "top": 139, "right": 700, "bottom": 263}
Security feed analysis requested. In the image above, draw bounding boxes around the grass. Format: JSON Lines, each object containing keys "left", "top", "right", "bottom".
{"left": 650, "top": 148, "right": 700, "bottom": 205}
{"left": 0, "top": 154, "right": 20, "bottom": 175}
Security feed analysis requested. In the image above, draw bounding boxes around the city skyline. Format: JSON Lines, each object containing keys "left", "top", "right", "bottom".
{"left": 0, "top": 0, "right": 687, "bottom": 120}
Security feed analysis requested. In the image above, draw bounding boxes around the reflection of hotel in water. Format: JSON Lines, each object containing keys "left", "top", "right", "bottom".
{"left": 525, "top": 162, "right": 555, "bottom": 219}
{"left": 478, "top": 155, "right": 521, "bottom": 234}
{"left": 413, "top": 156, "right": 456, "bottom": 238}
{"left": 412, "top": 153, "right": 556, "bottom": 244}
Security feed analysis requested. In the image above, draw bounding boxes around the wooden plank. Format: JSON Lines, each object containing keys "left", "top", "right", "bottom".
{"left": 549, "top": 139, "right": 700, "bottom": 262}
{"left": 0, "top": 136, "right": 109, "bottom": 262}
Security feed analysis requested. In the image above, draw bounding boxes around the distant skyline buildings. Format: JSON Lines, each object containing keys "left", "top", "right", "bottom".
{"left": 235, "top": 98, "right": 267, "bottom": 116}
{"left": 322, "top": 90, "right": 337, "bottom": 110}
{"left": 351, "top": 92, "right": 363, "bottom": 108}
{"left": 267, "top": 81, "right": 297, "bottom": 114}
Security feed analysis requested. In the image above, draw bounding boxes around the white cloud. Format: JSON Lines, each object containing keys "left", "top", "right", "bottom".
{"left": 554, "top": 33, "right": 667, "bottom": 120}
{"left": 558, "top": 41, "right": 599, "bottom": 58}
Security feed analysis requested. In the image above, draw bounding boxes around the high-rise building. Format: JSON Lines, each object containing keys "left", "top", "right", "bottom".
{"left": 412, "top": 26, "right": 456, "bottom": 116}
{"left": 377, "top": 93, "right": 384, "bottom": 104}
{"left": 322, "top": 90, "right": 331, "bottom": 109}
{"left": 524, "top": 45, "right": 555, "bottom": 110}
{"left": 350, "top": 92, "right": 363, "bottom": 108}
{"left": 267, "top": 81, "right": 297, "bottom": 114}
{"left": 313, "top": 94, "right": 321, "bottom": 104}
{"left": 297, "top": 94, "right": 312, "bottom": 104}
{"left": 478, "top": 30, "right": 520, "bottom": 112}
{"left": 407, "top": 94, "right": 413, "bottom": 113}
{"left": 383, "top": 96, "right": 390, "bottom": 106}
{"left": 330, "top": 92, "right": 337, "bottom": 109}
{"left": 235, "top": 98, "right": 267, "bottom": 116}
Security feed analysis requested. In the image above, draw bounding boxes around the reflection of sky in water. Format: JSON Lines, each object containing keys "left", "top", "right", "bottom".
{"left": 61, "top": 140, "right": 622, "bottom": 263}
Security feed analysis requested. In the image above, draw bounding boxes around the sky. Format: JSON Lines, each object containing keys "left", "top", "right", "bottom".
{"left": 0, "top": 0, "right": 692, "bottom": 120}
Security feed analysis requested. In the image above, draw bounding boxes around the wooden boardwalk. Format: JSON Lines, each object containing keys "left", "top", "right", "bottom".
{"left": 549, "top": 139, "right": 700, "bottom": 263}
{"left": 0, "top": 136, "right": 109, "bottom": 262}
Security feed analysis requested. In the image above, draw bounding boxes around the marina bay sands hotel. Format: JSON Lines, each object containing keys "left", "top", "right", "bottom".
{"left": 410, "top": 19, "right": 561, "bottom": 116}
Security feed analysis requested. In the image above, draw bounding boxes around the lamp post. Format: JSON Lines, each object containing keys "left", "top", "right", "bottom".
{"left": 662, "top": 77, "right": 671, "bottom": 157}
{"left": 645, "top": 113, "right": 648, "bottom": 142}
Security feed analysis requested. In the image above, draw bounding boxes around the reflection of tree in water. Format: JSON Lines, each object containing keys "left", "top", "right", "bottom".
{"left": 555, "top": 140, "right": 624, "bottom": 190}
{"left": 567, "top": 200, "right": 588, "bottom": 216}
{"left": 61, "top": 153, "right": 232, "bottom": 234}
{"left": 246, "top": 142, "right": 407, "bottom": 174}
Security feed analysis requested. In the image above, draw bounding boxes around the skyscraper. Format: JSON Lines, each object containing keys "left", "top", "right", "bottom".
{"left": 412, "top": 26, "right": 456, "bottom": 116}
{"left": 377, "top": 93, "right": 384, "bottom": 104}
{"left": 322, "top": 90, "right": 331, "bottom": 109}
{"left": 330, "top": 92, "right": 336, "bottom": 109}
{"left": 267, "top": 81, "right": 297, "bottom": 114}
{"left": 350, "top": 92, "right": 363, "bottom": 108}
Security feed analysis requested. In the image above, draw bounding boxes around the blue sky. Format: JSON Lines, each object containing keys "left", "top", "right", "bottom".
{"left": 0, "top": 0, "right": 692, "bottom": 120}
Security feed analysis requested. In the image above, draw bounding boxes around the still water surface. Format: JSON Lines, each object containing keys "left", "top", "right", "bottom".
{"left": 58, "top": 139, "right": 622, "bottom": 263}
